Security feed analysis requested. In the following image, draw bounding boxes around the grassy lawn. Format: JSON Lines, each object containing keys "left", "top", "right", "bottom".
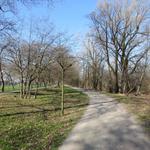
{"left": 0, "top": 84, "right": 46, "bottom": 92}
{"left": 106, "top": 93, "right": 150, "bottom": 135}
{"left": 1, "top": 84, "right": 20, "bottom": 92}
{"left": 0, "top": 86, "right": 89, "bottom": 150}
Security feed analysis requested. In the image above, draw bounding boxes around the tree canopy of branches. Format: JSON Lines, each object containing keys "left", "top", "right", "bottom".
{"left": 83, "top": 0, "right": 150, "bottom": 94}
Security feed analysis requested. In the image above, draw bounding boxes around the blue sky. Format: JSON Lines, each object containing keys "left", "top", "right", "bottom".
{"left": 15, "top": 0, "right": 98, "bottom": 52}
{"left": 17, "top": 0, "right": 98, "bottom": 38}
{"left": 49, "top": 0, "right": 98, "bottom": 34}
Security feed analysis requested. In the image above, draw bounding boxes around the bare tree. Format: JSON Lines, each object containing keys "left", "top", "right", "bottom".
{"left": 54, "top": 46, "right": 76, "bottom": 115}
{"left": 0, "top": 40, "right": 11, "bottom": 92}
{"left": 89, "top": 0, "right": 150, "bottom": 93}
{"left": 82, "top": 38, "right": 104, "bottom": 90}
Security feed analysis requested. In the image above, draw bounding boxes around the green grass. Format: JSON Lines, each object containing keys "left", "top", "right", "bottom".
{"left": 0, "top": 86, "right": 89, "bottom": 150}
{"left": 0, "top": 84, "right": 46, "bottom": 92}
{"left": 1, "top": 84, "right": 20, "bottom": 92}
{"left": 106, "top": 93, "right": 150, "bottom": 135}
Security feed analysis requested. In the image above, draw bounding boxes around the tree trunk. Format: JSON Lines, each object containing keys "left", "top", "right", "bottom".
{"left": 114, "top": 50, "right": 119, "bottom": 93}
{"left": 25, "top": 80, "right": 32, "bottom": 99}
{"left": 0, "top": 60, "right": 4, "bottom": 92}
{"left": 136, "top": 72, "right": 145, "bottom": 95}
{"left": 9, "top": 74, "right": 15, "bottom": 90}
{"left": 34, "top": 81, "right": 39, "bottom": 99}
{"left": 20, "top": 74, "right": 24, "bottom": 98}
{"left": 57, "top": 80, "right": 60, "bottom": 88}
{"left": 108, "top": 68, "right": 113, "bottom": 93}
{"left": 61, "top": 69, "right": 64, "bottom": 116}
{"left": 1, "top": 71, "right": 4, "bottom": 92}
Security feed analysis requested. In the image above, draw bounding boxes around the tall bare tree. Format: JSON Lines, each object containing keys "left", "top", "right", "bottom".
{"left": 81, "top": 37, "right": 104, "bottom": 90}
{"left": 89, "top": 0, "right": 150, "bottom": 93}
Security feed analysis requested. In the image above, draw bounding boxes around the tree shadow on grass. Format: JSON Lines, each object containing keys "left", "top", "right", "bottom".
{"left": 0, "top": 99, "right": 121, "bottom": 118}
{"left": 0, "top": 103, "right": 89, "bottom": 118}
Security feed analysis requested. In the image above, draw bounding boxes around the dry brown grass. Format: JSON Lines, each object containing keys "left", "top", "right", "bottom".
{"left": 107, "top": 93, "right": 150, "bottom": 136}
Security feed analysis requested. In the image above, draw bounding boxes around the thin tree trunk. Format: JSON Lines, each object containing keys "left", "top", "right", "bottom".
{"left": 20, "top": 73, "right": 24, "bottom": 98}
{"left": 8, "top": 73, "right": 15, "bottom": 90}
{"left": 108, "top": 68, "right": 113, "bottom": 93}
{"left": 34, "top": 81, "right": 39, "bottom": 99}
{"left": 57, "top": 80, "right": 60, "bottom": 88}
{"left": 136, "top": 71, "right": 145, "bottom": 95}
{"left": 26, "top": 80, "right": 32, "bottom": 99}
{"left": 61, "top": 69, "right": 64, "bottom": 116}
{"left": 44, "top": 81, "right": 47, "bottom": 88}
{"left": 1, "top": 71, "right": 4, "bottom": 92}
{"left": 0, "top": 60, "right": 4, "bottom": 92}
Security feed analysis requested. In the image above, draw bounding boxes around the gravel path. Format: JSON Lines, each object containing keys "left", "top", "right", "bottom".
{"left": 59, "top": 91, "right": 150, "bottom": 150}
